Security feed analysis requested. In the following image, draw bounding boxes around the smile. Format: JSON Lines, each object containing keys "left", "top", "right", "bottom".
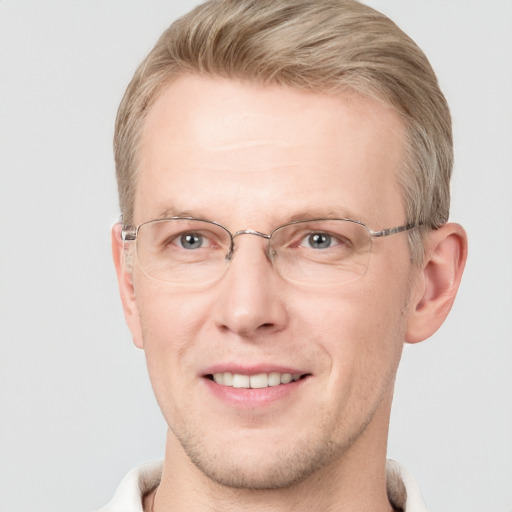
{"left": 210, "top": 372, "right": 306, "bottom": 388}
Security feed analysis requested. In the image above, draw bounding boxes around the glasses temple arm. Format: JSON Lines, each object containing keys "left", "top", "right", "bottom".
{"left": 121, "top": 225, "right": 137, "bottom": 242}
{"left": 370, "top": 223, "right": 418, "bottom": 238}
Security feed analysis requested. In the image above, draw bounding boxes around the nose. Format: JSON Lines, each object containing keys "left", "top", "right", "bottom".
{"left": 213, "top": 233, "right": 289, "bottom": 339}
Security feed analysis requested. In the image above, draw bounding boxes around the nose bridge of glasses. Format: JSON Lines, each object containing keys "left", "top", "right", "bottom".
{"left": 226, "top": 229, "right": 272, "bottom": 261}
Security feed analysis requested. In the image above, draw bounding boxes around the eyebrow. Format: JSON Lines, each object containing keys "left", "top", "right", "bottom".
{"left": 285, "top": 208, "right": 362, "bottom": 223}
{"left": 155, "top": 207, "right": 210, "bottom": 220}
{"left": 155, "top": 206, "right": 362, "bottom": 222}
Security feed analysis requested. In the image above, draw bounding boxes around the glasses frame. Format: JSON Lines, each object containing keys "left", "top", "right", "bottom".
{"left": 122, "top": 216, "right": 416, "bottom": 245}
{"left": 122, "top": 216, "right": 416, "bottom": 276}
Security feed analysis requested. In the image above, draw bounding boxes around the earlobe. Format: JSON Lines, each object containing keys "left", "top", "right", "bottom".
{"left": 405, "top": 223, "right": 468, "bottom": 344}
{"left": 111, "top": 223, "right": 144, "bottom": 349}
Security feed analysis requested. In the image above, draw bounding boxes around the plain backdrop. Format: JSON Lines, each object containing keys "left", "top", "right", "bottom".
{"left": 0, "top": 1, "right": 511, "bottom": 511}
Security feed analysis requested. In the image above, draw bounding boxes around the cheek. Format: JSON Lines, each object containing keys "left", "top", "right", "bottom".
{"left": 301, "top": 270, "right": 410, "bottom": 391}
{"left": 300, "top": 281, "right": 407, "bottom": 350}
{"left": 135, "top": 276, "right": 211, "bottom": 346}
{"left": 351, "top": 274, "right": 411, "bottom": 387}
{"left": 133, "top": 281, "right": 217, "bottom": 422}
{"left": 133, "top": 278, "right": 214, "bottom": 383}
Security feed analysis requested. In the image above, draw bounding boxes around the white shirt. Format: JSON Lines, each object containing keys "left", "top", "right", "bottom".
{"left": 97, "top": 459, "right": 427, "bottom": 512}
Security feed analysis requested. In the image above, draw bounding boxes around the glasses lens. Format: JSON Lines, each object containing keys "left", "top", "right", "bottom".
{"left": 136, "top": 219, "right": 231, "bottom": 284}
{"left": 270, "top": 219, "right": 372, "bottom": 284}
{"left": 132, "top": 218, "right": 372, "bottom": 285}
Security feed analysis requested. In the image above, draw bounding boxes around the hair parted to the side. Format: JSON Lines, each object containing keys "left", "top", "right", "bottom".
{"left": 114, "top": 0, "right": 452, "bottom": 264}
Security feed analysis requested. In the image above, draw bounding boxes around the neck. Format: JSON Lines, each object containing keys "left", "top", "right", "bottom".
{"left": 150, "top": 401, "right": 395, "bottom": 512}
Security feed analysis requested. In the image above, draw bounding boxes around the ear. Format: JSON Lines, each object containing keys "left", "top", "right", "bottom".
{"left": 405, "top": 223, "right": 468, "bottom": 344}
{"left": 111, "top": 223, "right": 144, "bottom": 349}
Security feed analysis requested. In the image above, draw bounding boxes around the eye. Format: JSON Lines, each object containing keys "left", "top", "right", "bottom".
{"left": 177, "top": 232, "right": 207, "bottom": 250}
{"left": 304, "top": 232, "right": 333, "bottom": 249}
{"left": 299, "top": 231, "right": 350, "bottom": 250}
{"left": 280, "top": 223, "right": 355, "bottom": 253}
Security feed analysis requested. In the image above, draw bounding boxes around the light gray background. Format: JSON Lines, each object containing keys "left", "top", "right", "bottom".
{"left": 1, "top": 1, "right": 511, "bottom": 511}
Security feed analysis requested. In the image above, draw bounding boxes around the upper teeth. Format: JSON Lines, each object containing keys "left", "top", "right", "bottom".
{"left": 213, "top": 372, "right": 302, "bottom": 388}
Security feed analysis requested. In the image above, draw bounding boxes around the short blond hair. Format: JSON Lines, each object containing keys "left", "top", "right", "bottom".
{"left": 114, "top": 0, "right": 452, "bottom": 264}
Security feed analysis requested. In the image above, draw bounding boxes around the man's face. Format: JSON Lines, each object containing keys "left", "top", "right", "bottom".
{"left": 122, "top": 75, "right": 419, "bottom": 488}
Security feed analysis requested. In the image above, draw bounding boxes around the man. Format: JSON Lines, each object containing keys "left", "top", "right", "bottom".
{"left": 104, "top": 0, "right": 467, "bottom": 510}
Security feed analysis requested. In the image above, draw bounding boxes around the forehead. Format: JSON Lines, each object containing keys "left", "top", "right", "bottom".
{"left": 136, "top": 75, "right": 406, "bottom": 227}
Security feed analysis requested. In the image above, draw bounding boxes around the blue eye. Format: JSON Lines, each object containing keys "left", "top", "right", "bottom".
{"left": 306, "top": 232, "right": 333, "bottom": 249}
{"left": 179, "top": 232, "right": 204, "bottom": 249}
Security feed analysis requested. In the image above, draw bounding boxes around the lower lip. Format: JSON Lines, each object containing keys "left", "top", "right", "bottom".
{"left": 203, "top": 377, "right": 307, "bottom": 407}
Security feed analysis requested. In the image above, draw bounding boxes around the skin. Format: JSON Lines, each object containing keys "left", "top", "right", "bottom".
{"left": 113, "top": 75, "right": 467, "bottom": 512}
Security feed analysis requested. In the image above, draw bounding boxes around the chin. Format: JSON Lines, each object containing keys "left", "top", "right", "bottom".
{"left": 174, "top": 424, "right": 345, "bottom": 490}
{"left": 190, "top": 448, "right": 336, "bottom": 490}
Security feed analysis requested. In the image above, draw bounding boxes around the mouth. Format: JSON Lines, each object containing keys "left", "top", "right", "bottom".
{"left": 206, "top": 372, "right": 310, "bottom": 389}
